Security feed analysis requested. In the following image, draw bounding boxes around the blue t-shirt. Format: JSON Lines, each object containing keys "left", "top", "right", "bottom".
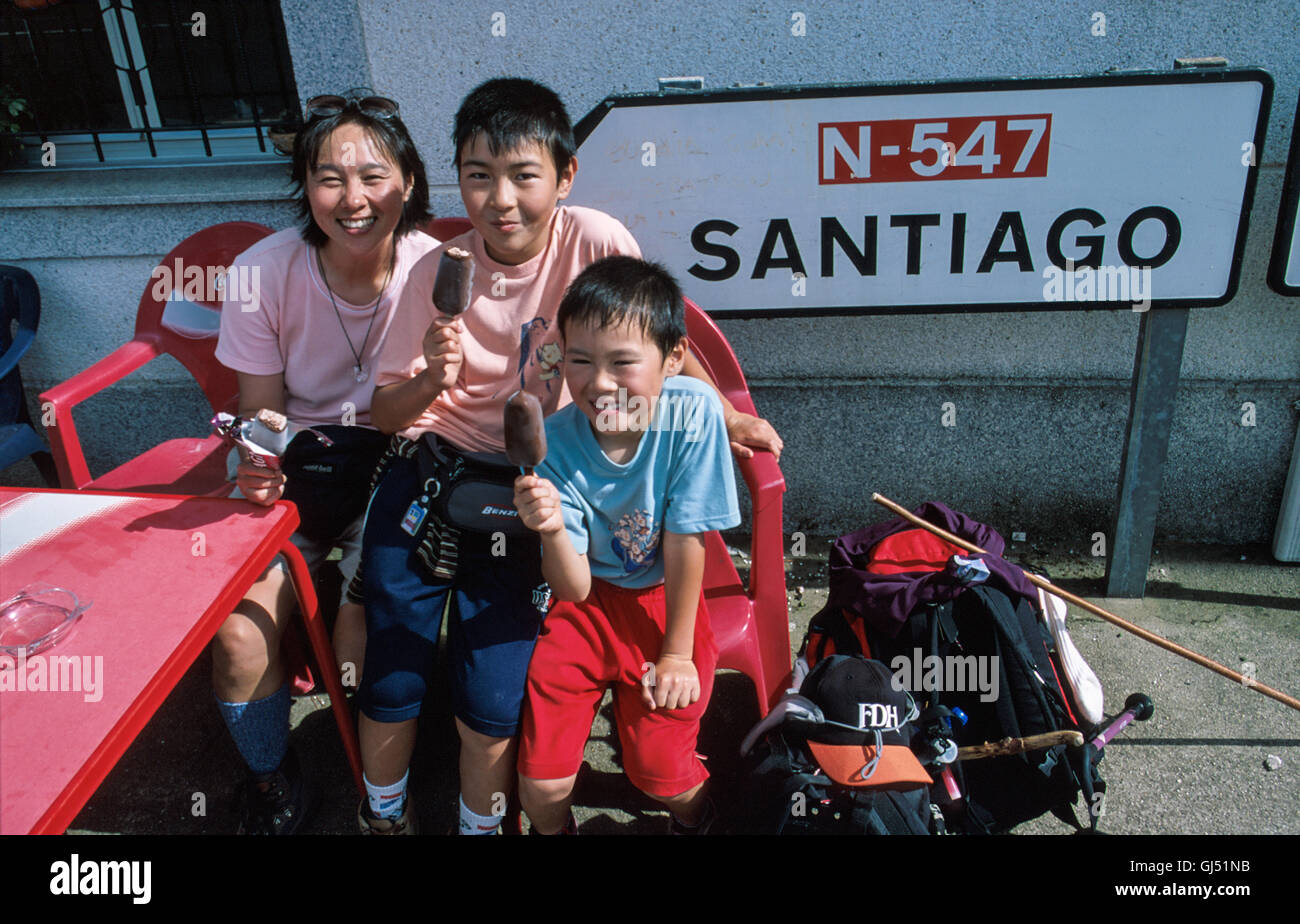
{"left": 538, "top": 374, "right": 741, "bottom": 589}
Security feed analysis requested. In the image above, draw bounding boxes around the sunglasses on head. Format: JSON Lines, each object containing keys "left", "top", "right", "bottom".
{"left": 304, "top": 93, "right": 399, "bottom": 121}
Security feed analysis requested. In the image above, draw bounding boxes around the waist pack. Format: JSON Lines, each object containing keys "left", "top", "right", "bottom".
{"left": 737, "top": 655, "right": 940, "bottom": 836}
{"left": 801, "top": 502, "right": 1105, "bottom": 834}
{"left": 416, "top": 434, "right": 530, "bottom": 538}
{"left": 280, "top": 425, "right": 390, "bottom": 542}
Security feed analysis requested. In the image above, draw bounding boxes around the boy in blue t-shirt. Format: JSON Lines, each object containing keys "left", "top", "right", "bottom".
{"left": 513, "top": 255, "right": 740, "bottom": 834}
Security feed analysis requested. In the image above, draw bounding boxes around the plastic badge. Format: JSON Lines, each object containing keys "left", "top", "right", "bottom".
{"left": 0, "top": 585, "right": 91, "bottom": 659}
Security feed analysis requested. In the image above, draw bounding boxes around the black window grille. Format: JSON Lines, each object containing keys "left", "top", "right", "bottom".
{"left": 1, "top": 0, "right": 300, "bottom": 167}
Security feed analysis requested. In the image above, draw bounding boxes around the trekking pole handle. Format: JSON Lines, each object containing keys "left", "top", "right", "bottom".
{"left": 1090, "top": 693, "right": 1154, "bottom": 751}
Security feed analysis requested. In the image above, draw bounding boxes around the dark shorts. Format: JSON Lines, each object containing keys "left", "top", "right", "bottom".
{"left": 356, "top": 451, "right": 549, "bottom": 737}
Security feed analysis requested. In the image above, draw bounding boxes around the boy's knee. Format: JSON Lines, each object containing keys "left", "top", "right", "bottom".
{"left": 456, "top": 721, "right": 514, "bottom": 759}
{"left": 357, "top": 670, "right": 426, "bottom": 720}
{"left": 519, "top": 775, "right": 576, "bottom": 808}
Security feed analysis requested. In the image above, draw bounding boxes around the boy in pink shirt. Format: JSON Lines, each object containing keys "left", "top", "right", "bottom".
{"left": 354, "top": 78, "right": 782, "bottom": 835}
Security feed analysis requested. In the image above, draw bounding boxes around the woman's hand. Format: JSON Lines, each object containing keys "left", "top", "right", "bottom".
{"left": 724, "top": 410, "right": 784, "bottom": 461}
{"left": 422, "top": 316, "right": 463, "bottom": 392}
{"left": 235, "top": 460, "right": 286, "bottom": 506}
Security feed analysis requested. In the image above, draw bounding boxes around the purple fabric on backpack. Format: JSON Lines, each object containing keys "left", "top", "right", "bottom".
{"left": 826, "top": 501, "right": 1039, "bottom": 640}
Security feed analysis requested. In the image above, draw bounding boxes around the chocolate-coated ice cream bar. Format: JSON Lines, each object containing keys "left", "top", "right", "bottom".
{"left": 432, "top": 247, "right": 473, "bottom": 316}
{"left": 503, "top": 390, "right": 546, "bottom": 473}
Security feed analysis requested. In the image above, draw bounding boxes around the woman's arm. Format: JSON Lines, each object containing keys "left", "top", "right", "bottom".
{"left": 679, "top": 349, "right": 784, "bottom": 461}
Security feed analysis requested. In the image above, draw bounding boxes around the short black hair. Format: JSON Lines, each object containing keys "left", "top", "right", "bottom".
{"left": 452, "top": 77, "right": 576, "bottom": 177}
{"left": 291, "top": 107, "right": 432, "bottom": 248}
{"left": 556, "top": 256, "right": 686, "bottom": 360}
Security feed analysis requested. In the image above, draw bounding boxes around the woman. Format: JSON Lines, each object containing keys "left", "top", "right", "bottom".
{"left": 212, "top": 92, "right": 437, "bottom": 835}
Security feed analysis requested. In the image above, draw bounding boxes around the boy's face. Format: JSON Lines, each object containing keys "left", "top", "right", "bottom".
{"left": 457, "top": 134, "right": 576, "bottom": 266}
{"left": 561, "top": 316, "right": 686, "bottom": 450}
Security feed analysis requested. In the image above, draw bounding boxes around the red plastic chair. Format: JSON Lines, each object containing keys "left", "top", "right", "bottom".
{"left": 683, "top": 296, "right": 791, "bottom": 716}
{"left": 419, "top": 216, "right": 474, "bottom": 241}
{"left": 41, "top": 222, "right": 274, "bottom": 494}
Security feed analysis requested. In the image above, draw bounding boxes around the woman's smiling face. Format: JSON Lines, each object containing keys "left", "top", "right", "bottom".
{"left": 307, "top": 121, "right": 412, "bottom": 261}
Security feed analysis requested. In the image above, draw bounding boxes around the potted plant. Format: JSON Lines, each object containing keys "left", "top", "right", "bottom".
{"left": 0, "top": 84, "right": 29, "bottom": 171}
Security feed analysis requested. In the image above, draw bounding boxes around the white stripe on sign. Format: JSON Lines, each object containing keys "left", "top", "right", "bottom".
{"left": 0, "top": 494, "right": 140, "bottom": 564}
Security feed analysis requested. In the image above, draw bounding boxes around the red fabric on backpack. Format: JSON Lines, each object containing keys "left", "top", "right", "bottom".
{"left": 868, "top": 528, "right": 970, "bottom": 575}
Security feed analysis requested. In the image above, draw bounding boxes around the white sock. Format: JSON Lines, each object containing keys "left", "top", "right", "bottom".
{"left": 459, "top": 794, "right": 501, "bottom": 835}
{"left": 365, "top": 771, "right": 408, "bottom": 820}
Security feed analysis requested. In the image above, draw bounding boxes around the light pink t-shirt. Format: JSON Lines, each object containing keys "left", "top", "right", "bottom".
{"left": 377, "top": 206, "right": 641, "bottom": 451}
{"left": 216, "top": 227, "right": 440, "bottom": 428}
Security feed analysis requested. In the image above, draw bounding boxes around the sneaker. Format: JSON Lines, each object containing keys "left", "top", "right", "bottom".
{"left": 527, "top": 811, "right": 578, "bottom": 835}
{"left": 668, "top": 797, "right": 717, "bottom": 835}
{"left": 358, "top": 796, "right": 417, "bottom": 835}
{"left": 237, "top": 747, "right": 315, "bottom": 835}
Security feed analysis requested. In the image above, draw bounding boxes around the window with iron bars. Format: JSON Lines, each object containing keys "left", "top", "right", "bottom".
{"left": 1, "top": 0, "right": 300, "bottom": 169}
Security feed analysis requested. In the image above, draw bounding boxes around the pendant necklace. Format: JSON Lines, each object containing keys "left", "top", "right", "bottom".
{"left": 317, "top": 243, "right": 395, "bottom": 383}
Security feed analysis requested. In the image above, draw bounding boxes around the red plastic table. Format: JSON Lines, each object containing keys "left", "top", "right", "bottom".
{"left": 0, "top": 487, "right": 363, "bottom": 834}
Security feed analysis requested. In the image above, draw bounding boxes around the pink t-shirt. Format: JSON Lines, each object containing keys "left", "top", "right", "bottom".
{"left": 216, "top": 227, "right": 440, "bottom": 428}
{"left": 377, "top": 206, "right": 641, "bottom": 451}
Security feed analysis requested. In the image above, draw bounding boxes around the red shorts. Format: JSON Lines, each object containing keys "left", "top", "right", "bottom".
{"left": 518, "top": 578, "right": 717, "bottom": 799}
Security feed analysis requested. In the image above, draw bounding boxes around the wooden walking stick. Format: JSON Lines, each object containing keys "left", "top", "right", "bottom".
{"left": 870, "top": 493, "right": 1300, "bottom": 714}
{"left": 958, "top": 730, "right": 1084, "bottom": 761}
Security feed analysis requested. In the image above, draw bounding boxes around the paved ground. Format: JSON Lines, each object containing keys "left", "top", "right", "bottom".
{"left": 57, "top": 532, "right": 1299, "bottom": 836}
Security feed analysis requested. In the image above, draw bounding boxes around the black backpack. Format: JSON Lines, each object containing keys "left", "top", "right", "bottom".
{"left": 739, "top": 732, "right": 940, "bottom": 835}
{"left": 736, "top": 656, "right": 942, "bottom": 836}
{"left": 804, "top": 584, "right": 1105, "bottom": 834}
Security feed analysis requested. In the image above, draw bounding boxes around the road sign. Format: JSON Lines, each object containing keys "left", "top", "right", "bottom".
{"left": 572, "top": 70, "right": 1271, "bottom": 317}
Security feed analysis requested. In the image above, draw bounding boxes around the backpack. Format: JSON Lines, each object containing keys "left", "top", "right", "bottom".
{"left": 739, "top": 732, "right": 940, "bottom": 835}
{"left": 800, "top": 502, "right": 1105, "bottom": 834}
{"left": 736, "top": 655, "right": 941, "bottom": 836}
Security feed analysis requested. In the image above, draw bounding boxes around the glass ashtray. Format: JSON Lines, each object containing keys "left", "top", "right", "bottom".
{"left": 0, "top": 585, "right": 91, "bottom": 659}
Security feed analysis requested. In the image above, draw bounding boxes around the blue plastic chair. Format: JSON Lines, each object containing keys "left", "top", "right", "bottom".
{"left": 0, "top": 265, "right": 56, "bottom": 485}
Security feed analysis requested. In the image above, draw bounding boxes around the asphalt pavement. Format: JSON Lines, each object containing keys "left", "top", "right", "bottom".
{"left": 58, "top": 535, "right": 1299, "bottom": 837}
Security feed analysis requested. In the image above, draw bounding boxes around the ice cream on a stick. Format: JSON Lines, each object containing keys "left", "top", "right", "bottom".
{"left": 245, "top": 409, "right": 296, "bottom": 459}
{"left": 210, "top": 410, "right": 332, "bottom": 470}
{"left": 432, "top": 247, "right": 473, "bottom": 316}
{"left": 503, "top": 390, "right": 547, "bottom": 474}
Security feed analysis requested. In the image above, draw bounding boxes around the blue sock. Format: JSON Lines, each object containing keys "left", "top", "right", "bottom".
{"left": 215, "top": 684, "right": 290, "bottom": 775}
